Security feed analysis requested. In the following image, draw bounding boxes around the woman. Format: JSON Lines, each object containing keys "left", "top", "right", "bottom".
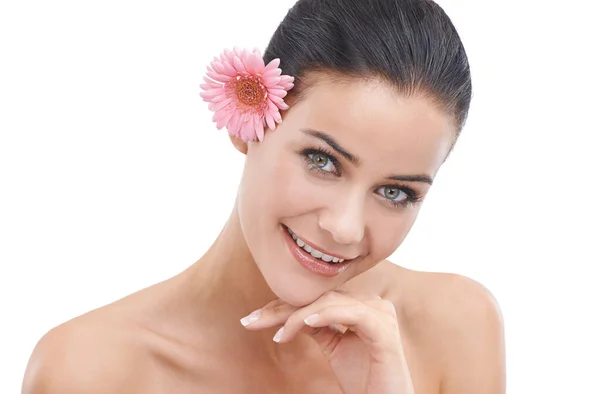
{"left": 22, "top": 0, "right": 505, "bottom": 393}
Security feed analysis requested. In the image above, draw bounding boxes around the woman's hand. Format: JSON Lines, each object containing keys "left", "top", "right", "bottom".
{"left": 240, "top": 291, "right": 415, "bottom": 394}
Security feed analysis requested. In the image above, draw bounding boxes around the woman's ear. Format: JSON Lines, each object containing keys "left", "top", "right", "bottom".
{"left": 229, "top": 135, "right": 248, "bottom": 155}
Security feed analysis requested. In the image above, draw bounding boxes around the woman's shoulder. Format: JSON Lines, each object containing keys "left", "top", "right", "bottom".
{"left": 22, "top": 298, "right": 155, "bottom": 394}
{"left": 377, "top": 261, "right": 503, "bottom": 342}
{"left": 379, "top": 261, "right": 506, "bottom": 391}
{"left": 385, "top": 263, "right": 501, "bottom": 319}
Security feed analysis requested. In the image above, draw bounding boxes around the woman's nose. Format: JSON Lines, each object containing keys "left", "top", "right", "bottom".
{"left": 317, "top": 192, "right": 365, "bottom": 245}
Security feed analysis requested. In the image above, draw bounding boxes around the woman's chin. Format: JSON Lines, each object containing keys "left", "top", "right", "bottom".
{"left": 251, "top": 226, "right": 354, "bottom": 306}
{"left": 261, "top": 268, "right": 335, "bottom": 307}
{"left": 271, "top": 288, "right": 325, "bottom": 308}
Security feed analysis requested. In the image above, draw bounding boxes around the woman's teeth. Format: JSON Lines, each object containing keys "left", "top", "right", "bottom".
{"left": 287, "top": 227, "right": 345, "bottom": 264}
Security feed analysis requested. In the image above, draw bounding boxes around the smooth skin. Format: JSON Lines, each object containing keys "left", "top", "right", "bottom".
{"left": 243, "top": 291, "right": 415, "bottom": 394}
{"left": 22, "top": 77, "right": 505, "bottom": 394}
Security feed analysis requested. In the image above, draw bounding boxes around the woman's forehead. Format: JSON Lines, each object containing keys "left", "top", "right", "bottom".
{"left": 284, "top": 79, "right": 455, "bottom": 174}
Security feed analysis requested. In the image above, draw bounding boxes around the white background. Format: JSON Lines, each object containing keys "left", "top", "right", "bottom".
{"left": 1, "top": 0, "right": 599, "bottom": 392}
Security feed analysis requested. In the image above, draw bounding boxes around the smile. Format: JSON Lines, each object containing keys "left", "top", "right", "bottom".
{"left": 281, "top": 224, "right": 355, "bottom": 278}
{"left": 286, "top": 227, "right": 347, "bottom": 264}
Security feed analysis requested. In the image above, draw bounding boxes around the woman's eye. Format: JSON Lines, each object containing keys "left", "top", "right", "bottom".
{"left": 377, "top": 186, "right": 407, "bottom": 202}
{"left": 308, "top": 152, "right": 336, "bottom": 172}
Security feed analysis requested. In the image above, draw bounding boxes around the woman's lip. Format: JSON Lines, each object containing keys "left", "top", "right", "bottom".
{"left": 284, "top": 226, "right": 357, "bottom": 261}
{"left": 281, "top": 225, "right": 351, "bottom": 277}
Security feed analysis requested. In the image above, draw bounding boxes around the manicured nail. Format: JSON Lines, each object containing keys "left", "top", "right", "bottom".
{"left": 304, "top": 314, "right": 319, "bottom": 326}
{"left": 240, "top": 309, "right": 261, "bottom": 327}
{"left": 273, "top": 326, "right": 285, "bottom": 342}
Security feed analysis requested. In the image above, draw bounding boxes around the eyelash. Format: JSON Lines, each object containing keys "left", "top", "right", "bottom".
{"left": 298, "top": 147, "right": 422, "bottom": 208}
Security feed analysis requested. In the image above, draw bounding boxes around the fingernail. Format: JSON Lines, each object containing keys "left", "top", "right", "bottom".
{"left": 273, "top": 326, "right": 284, "bottom": 342}
{"left": 304, "top": 314, "right": 319, "bottom": 326}
{"left": 240, "top": 309, "right": 261, "bottom": 327}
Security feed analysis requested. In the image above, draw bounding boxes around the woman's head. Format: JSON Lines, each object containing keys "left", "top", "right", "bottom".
{"left": 235, "top": 0, "right": 471, "bottom": 306}
{"left": 265, "top": 0, "right": 472, "bottom": 140}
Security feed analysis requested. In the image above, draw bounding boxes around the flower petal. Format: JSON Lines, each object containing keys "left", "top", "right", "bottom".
{"left": 262, "top": 76, "right": 282, "bottom": 86}
{"left": 266, "top": 101, "right": 282, "bottom": 123}
{"left": 279, "top": 75, "right": 294, "bottom": 84}
{"left": 269, "top": 95, "right": 289, "bottom": 110}
{"left": 212, "top": 109, "right": 224, "bottom": 122}
{"left": 228, "top": 110, "right": 242, "bottom": 137}
{"left": 255, "top": 119, "right": 265, "bottom": 141}
{"left": 199, "top": 89, "right": 222, "bottom": 101}
{"left": 211, "top": 61, "right": 227, "bottom": 76}
{"left": 203, "top": 76, "right": 219, "bottom": 85}
{"left": 220, "top": 60, "right": 238, "bottom": 77}
{"left": 279, "top": 75, "right": 295, "bottom": 90}
{"left": 212, "top": 97, "right": 233, "bottom": 111}
{"left": 262, "top": 67, "right": 282, "bottom": 78}
{"left": 210, "top": 93, "right": 229, "bottom": 103}
{"left": 267, "top": 88, "right": 288, "bottom": 98}
{"left": 214, "top": 107, "right": 234, "bottom": 120}
{"left": 247, "top": 52, "right": 265, "bottom": 75}
{"left": 267, "top": 105, "right": 281, "bottom": 122}
{"left": 233, "top": 46, "right": 243, "bottom": 58}
{"left": 265, "top": 58, "right": 280, "bottom": 71}
{"left": 241, "top": 48, "right": 250, "bottom": 67}
{"left": 207, "top": 70, "right": 233, "bottom": 83}
{"left": 266, "top": 98, "right": 278, "bottom": 113}
{"left": 264, "top": 110, "right": 276, "bottom": 130}
{"left": 233, "top": 55, "right": 246, "bottom": 74}
{"left": 200, "top": 82, "right": 222, "bottom": 90}
{"left": 215, "top": 110, "right": 234, "bottom": 129}
{"left": 222, "top": 48, "right": 235, "bottom": 65}
{"left": 241, "top": 121, "right": 256, "bottom": 142}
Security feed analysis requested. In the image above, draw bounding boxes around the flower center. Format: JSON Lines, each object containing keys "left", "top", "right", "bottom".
{"left": 233, "top": 76, "right": 266, "bottom": 108}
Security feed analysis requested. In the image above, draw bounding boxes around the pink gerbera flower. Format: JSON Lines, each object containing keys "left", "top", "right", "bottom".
{"left": 199, "top": 47, "right": 295, "bottom": 142}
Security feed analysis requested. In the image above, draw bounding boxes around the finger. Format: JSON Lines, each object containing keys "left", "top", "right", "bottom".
{"left": 302, "top": 304, "right": 400, "bottom": 349}
{"left": 262, "top": 298, "right": 287, "bottom": 309}
{"left": 271, "top": 292, "right": 357, "bottom": 342}
{"left": 364, "top": 297, "right": 398, "bottom": 316}
{"left": 272, "top": 290, "right": 381, "bottom": 343}
{"left": 303, "top": 323, "right": 349, "bottom": 358}
{"left": 240, "top": 301, "right": 298, "bottom": 330}
{"left": 272, "top": 318, "right": 349, "bottom": 354}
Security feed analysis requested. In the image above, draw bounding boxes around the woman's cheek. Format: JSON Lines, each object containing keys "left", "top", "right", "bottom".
{"left": 273, "top": 163, "right": 329, "bottom": 211}
{"left": 368, "top": 209, "right": 419, "bottom": 259}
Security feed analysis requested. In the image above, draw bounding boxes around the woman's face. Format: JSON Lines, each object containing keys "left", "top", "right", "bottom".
{"left": 237, "top": 77, "right": 455, "bottom": 306}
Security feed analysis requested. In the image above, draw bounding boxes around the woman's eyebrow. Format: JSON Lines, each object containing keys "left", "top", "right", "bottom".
{"left": 300, "top": 128, "right": 433, "bottom": 184}
{"left": 386, "top": 174, "right": 433, "bottom": 185}
{"left": 300, "top": 128, "right": 359, "bottom": 165}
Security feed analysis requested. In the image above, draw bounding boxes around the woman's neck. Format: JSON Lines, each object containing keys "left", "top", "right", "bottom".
{"left": 183, "top": 205, "right": 280, "bottom": 339}
{"left": 199, "top": 206, "right": 275, "bottom": 300}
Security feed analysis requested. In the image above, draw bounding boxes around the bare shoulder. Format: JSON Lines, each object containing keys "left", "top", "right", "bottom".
{"left": 22, "top": 305, "right": 150, "bottom": 394}
{"left": 380, "top": 262, "right": 506, "bottom": 394}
